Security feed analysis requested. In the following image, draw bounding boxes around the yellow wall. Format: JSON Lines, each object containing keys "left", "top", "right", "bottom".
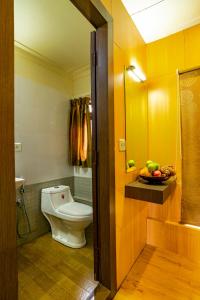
{"left": 100, "top": 0, "right": 148, "bottom": 287}
{"left": 147, "top": 25, "right": 200, "bottom": 228}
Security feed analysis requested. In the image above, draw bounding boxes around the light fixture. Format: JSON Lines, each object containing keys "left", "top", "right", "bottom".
{"left": 126, "top": 65, "right": 146, "bottom": 82}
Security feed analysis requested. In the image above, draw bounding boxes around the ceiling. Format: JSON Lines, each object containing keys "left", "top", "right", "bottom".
{"left": 121, "top": 0, "right": 200, "bottom": 43}
{"left": 14, "top": 0, "right": 95, "bottom": 72}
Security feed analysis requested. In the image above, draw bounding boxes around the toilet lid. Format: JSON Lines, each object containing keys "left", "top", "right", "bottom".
{"left": 58, "top": 202, "right": 93, "bottom": 216}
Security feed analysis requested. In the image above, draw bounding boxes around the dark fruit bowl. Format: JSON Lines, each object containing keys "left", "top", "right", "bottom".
{"left": 139, "top": 175, "right": 170, "bottom": 184}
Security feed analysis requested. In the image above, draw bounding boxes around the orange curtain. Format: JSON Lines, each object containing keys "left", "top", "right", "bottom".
{"left": 69, "top": 97, "right": 92, "bottom": 167}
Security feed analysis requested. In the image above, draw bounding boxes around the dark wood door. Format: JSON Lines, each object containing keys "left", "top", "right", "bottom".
{"left": 0, "top": 0, "right": 18, "bottom": 299}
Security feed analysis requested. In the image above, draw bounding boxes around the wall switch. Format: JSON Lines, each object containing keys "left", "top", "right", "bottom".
{"left": 119, "top": 139, "right": 126, "bottom": 152}
{"left": 15, "top": 143, "right": 22, "bottom": 152}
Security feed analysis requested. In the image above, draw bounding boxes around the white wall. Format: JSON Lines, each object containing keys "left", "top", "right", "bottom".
{"left": 15, "top": 47, "right": 74, "bottom": 185}
{"left": 72, "top": 65, "right": 91, "bottom": 98}
{"left": 72, "top": 65, "right": 92, "bottom": 178}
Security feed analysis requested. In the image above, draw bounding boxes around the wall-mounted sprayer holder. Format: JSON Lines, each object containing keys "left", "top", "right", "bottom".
{"left": 16, "top": 186, "right": 31, "bottom": 239}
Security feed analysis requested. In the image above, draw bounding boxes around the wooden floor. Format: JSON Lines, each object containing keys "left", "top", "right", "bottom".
{"left": 18, "top": 230, "right": 109, "bottom": 300}
{"left": 114, "top": 245, "right": 200, "bottom": 300}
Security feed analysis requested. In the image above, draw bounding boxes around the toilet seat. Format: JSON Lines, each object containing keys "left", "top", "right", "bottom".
{"left": 58, "top": 202, "right": 92, "bottom": 217}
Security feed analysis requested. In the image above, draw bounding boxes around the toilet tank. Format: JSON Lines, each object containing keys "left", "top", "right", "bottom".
{"left": 41, "top": 185, "right": 73, "bottom": 210}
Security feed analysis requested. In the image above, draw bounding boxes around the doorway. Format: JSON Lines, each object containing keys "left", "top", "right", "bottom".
{"left": 15, "top": 1, "right": 96, "bottom": 298}
{"left": 0, "top": 0, "right": 116, "bottom": 299}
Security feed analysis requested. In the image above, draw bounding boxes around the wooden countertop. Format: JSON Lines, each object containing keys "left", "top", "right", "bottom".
{"left": 125, "top": 176, "right": 176, "bottom": 204}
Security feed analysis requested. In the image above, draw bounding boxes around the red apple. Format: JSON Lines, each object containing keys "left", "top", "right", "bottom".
{"left": 153, "top": 170, "right": 161, "bottom": 177}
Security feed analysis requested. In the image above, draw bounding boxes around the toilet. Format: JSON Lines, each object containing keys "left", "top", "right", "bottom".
{"left": 41, "top": 185, "right": 93, "bottom": 248}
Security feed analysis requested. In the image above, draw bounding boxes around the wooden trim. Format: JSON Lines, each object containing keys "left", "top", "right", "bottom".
{"left": 96, "top": 23, "right": 116, "bottom": 292}
{"left": 0, "top": 0, "right": 17, "bottom": 299}
{"left": 178, "top": 65, "right": 200, "bottom": 75}
{"left": 69, "top": 0, "right": 106, "bottom": 28}
{"left": 91, "top": 30, "right": 99, "bottom": 281}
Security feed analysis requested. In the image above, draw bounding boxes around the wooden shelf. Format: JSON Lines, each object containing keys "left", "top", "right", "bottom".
{"left": 125, "top": 177, "right": 176, "bottom": 204}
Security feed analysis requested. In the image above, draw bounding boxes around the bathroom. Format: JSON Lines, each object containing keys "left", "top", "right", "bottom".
{"left": 14, "top": 0, "right": 99, "bottom": 299}
{"left": 2, "top": 0, "right": 200, "bottom": 299}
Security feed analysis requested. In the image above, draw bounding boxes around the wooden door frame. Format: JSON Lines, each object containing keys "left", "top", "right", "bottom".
{"left": 0, "top": 0, "right": 116, "bottom": 298}
{"left": 0, "top": 0, "right": 17, "bottom": 299}
{"left": 70, "top": 0, "right": 116, "bottom": 295}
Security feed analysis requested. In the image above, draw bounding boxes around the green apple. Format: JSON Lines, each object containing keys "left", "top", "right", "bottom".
{"left": 127, "top": 160, "right": 135, "bottom": 167}
{"left": 154, "top": 162, "right": 159, "bottom": 170}
{"left": 146, "top": 160, "right": 153, "bottom": 167}
{"left": 148, "top": 162, "right": 159, "bottom": 172}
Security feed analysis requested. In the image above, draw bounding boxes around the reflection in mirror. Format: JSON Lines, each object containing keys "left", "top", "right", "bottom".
{"left": 124, "top": 66, "right": 148, "bottom": 172}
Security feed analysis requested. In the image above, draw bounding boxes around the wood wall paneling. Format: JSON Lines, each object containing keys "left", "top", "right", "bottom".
{"left": 147, "top": 24, "right": 200, "bottom": 225}
{"left": 147, "top": 218, "right": 200, "bottom": 264}
{"left": 147, "top": 183, "right": 181, "bottom": 223}
{"left": 184, "top": 24, "right": 200, "bottom": 70}
{"left": 112, "top": 1, "right": 148, "bottom": 286}
{"left": 147, "top": 29, "right": 184, "bottom": 225}
{"left": 147, "top": 31, "right": 184, "bottom": 79}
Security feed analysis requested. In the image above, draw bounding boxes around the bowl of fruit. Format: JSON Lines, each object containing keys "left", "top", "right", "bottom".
{"left": 139, "top": 160, "right": 176, "bottom": 184}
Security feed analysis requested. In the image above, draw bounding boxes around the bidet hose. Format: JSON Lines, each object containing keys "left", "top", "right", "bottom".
{"left": 17, "top": 186, "right": 31, "bottom": 239}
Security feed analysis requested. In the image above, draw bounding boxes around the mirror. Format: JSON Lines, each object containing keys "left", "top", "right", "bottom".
{"left": 124, "top": 67, "right": 148, "bottom": 172}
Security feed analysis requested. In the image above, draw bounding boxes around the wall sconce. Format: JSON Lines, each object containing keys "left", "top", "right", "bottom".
{"left": 126, "top": 65, "right": 146, "bottom": 83}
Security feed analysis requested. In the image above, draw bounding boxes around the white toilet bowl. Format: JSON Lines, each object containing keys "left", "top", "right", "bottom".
{"left": 41, "top": 185, "right": 93, "bottom": 248}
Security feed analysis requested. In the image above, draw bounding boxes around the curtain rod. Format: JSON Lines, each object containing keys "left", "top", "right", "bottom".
{"left": 178, "top": 65, "right": 200, "bottom": 75}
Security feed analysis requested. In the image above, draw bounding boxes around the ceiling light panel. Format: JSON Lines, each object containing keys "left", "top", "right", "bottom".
{"left": 121, "top": 0, "right": 162, "bottom": 15}
{"left": 122, "top": 0, "right": 200, "bottom": 43}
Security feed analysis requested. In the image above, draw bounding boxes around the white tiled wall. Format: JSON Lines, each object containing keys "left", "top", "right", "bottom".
{"left": 74, "top": 176, "right": 92, "bottom": 204}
